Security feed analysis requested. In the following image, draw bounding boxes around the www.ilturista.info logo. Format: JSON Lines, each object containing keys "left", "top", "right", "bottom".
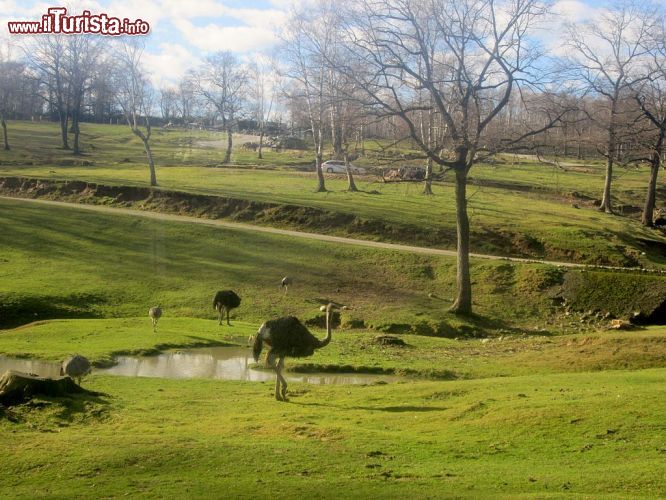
{"left": 8, "top": 7, "right": 150, "bottom": 35}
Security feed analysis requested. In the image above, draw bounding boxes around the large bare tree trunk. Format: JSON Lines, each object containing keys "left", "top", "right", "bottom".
{"left": 1, "top": 114, "right": 9, "bottom": 151}
{"left": 133, "top": 128, "right": 157, "bottom": 187}
{"left": 224, "top": 126, "right": 233, "bottom": 164}
{"left": 145, "top": 141, "right": 157, "bottom": 187}
{"left": 600, "top": 155, "right": 614, "bottom": 213}
{"left": 642, "top": 142, "right": 663, "bottom": 227}
{"left": 344, "top": 152, "right": 357, "bottom": 192}
{"left": 423, "top": 157, "right": 433, "bottom": 195}
{"left": 360, "top": 124, "right": 365, "bottom": 155}
{"left": 258, "top": 129, "right": 264, "bottom": 160}
{"left": 451, "top": 168, "right": 472, "bottom": 315}
{"left": 314, "top": 126, "right": 326, "bottom": 192}
{"left": 330, "top": 105, "right": 344, "bottom": 158}
{"left": 599, "top": 99, "right": 618, "bottom": 213}
{"left": 72, "top": 107, "right": 81, "bottom": 155}
{"left": 315, "top": 153, "right": 326, "bottom": 192}
{"left": 59, "top": 111, "right": 69, "bottom": 150}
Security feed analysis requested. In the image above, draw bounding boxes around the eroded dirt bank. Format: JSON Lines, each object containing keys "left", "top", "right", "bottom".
{"left": 0, "top": 176, "right": 656, "bottom": 266}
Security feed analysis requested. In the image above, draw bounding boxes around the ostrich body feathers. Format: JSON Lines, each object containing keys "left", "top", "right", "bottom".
{"left": 213, "top": 290, "right": 241, "bottom": 310}
{"left": 253, "top": 316, "right": 322, "bottom": 361}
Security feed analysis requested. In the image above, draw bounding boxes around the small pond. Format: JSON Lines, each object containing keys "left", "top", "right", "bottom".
{"left": 0, "top": 346, "right": 393, "bottom": 385}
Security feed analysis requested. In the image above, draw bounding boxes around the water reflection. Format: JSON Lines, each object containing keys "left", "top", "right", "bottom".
{"left": 0, "top": 346, "right": 392, "bottom": 385}
{"left": 0, "top": 356, "right": 61, "bottom": 378}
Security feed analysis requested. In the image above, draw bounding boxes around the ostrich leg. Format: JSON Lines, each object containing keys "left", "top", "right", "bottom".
{"left": 226, "top": 308, "right": 231, "bottom": 326}
{"left": 277, "top": 357, "right": 287, "bottom": 401}
{"left": 267, "top": 352, "right": 282, "bottom": 401}
{"left": 218, "top": 306, "right": 225, "bottom": 325}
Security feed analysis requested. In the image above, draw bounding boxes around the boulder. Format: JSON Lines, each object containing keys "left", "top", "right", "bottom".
{"left": 373, "top": 335, "right": 407, "bottom": 346}
{"left": 608, "top": 319, "right": 633, "bottom": 330}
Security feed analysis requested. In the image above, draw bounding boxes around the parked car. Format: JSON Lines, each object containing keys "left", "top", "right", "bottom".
{"left": 321, "top": 160, "right": 367, "bottom": 175}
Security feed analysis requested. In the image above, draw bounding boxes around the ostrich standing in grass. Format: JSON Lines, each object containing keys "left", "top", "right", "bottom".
{"left": 253, "top": 303, "right": 341, "bottom": 401}
{"left": 213, "top": 290, "right": 241, "bottom": 326}
{"left": 280, "top": 276, "right": 292, "bottom": 294}
{"left": 60, "top": 354, "right": 92, "bottom": 385}
{"left": 148, "top": 306, "right": 162, "bottom": 332}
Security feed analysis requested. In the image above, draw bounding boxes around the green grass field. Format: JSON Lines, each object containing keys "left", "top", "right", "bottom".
{"left": 1, "top": 120, "right": 665, "bottom": 268}
{"left": 2, "top": 368, "right": 665, "bottom": 497}
{"left": 2, "top": 121, "right": 666, "bottom": 498}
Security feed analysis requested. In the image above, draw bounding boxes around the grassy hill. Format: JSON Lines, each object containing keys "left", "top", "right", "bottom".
{"left": 1, "top": 120, "right": 665, "bottom": 268}
{"left": 1, "top": 177, "right": 666, "bottom": 498}
{"left": 2, "top": 197, "right": 665, "bottom": 334}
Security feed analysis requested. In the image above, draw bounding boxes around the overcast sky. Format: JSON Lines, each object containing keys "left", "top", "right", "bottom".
{"left": 0, "top": 0, "right": 660, "bottom": 87}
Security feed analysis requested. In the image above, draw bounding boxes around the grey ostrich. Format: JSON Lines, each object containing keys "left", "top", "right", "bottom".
{"left": 213, "top": 290, "right": 241, "bottom": 326}
{"left": 60, "top": 354, "right": 92, "bottom": 385}
{"left": 148, "top": 306, "right": 162, "bottom": 332}
{"left": 280, "top": 276, "right": 292, "bottom": 294}
{"left": 253, "top": 302, "right": 341, "bottom": 401}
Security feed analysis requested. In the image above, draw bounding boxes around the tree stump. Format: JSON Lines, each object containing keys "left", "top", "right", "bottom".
{"left": 0, "top": 370, "right": 87, "bottom": 406}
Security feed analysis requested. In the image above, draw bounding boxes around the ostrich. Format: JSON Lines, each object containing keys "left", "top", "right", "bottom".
{"left": 148, "top": 306, "right": 162, "bottom": 332}
{"left": 60, "top": 354, "right": 92, "bottom": 385}
{"left": 253, "top": 302, "right": 341, "bottom": 401}
{"left": 213, "top": 290, "right": 241, "bottom": 326}
{"left": 280, "top": 276, "right": 292, "bottom": 294}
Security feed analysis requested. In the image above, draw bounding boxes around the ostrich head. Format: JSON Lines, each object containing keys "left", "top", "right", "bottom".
{"left": 319, "top": 302, "right": 346, "bottom": 313}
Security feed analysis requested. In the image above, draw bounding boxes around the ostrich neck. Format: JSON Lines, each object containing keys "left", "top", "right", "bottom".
{"left": 317, "top": 309, "right": 333, "bottom": 349}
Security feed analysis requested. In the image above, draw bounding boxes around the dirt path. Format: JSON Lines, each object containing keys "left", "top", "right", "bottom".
{"left": 1, "top": 195, "right": 654, "bottom": 272}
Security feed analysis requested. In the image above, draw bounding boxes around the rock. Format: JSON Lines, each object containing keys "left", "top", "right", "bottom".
{"left": 609, "top": 319, "right": 633, "bottom": 330}
{"left": 373, "top": 335, "right": 407, "bottom": 346}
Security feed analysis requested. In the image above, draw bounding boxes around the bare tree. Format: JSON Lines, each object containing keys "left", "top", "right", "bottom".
{"left": 159, "top": 87, "right": 178, "bottom": 123}
{"left": 326, "top": 41, "right": 366, "bottom": 192}
{"left": 566, "top": 3, "right": 658, "bottom": 213}
{"left": 191, "top": 52, "right": 247, "bottom": 163}
{"left": 634, "top": 18, "right": 666, "bottom": 226}
{"left": 281, "top": 2, "right": 342, "bottom": 192}
{"left": 249, "top": 59, "right": 276, "bottom": 160}
{"left": 27, "top": 35, "right": 71, "bottom": 149}
{"left": 0, "top": 58, "right": 25, "bottom": 151}
{"left": 88, "top": 57, "right": 117, "bottom": 123}
{"left": 334, "top": 0, "right": 566, "bottom": 314}
{"left": 65, "top": 35, "right": 103, "bottom": 155}
{"left": 112, "top": 40, "right": 157, "bottom": 186}
{"left": 333, "top": 81, "right": 366, "bottom": 192}
{"left": 177, "top": 77, "right": 199, "bottom": 125}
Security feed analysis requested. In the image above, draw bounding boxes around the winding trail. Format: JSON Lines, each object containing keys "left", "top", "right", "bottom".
{"left": 2, "top": 195, "right": 661, "bottom": 273}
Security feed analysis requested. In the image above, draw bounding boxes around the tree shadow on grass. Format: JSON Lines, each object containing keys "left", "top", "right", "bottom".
{"left": 459, "top": 312, "right": 556, "bottom": 337}
{"left": 2, "top": 390, "right": 111, "bottom": 424}
{"left": 50, "top": 391, "right": 111, "bottom": 423}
